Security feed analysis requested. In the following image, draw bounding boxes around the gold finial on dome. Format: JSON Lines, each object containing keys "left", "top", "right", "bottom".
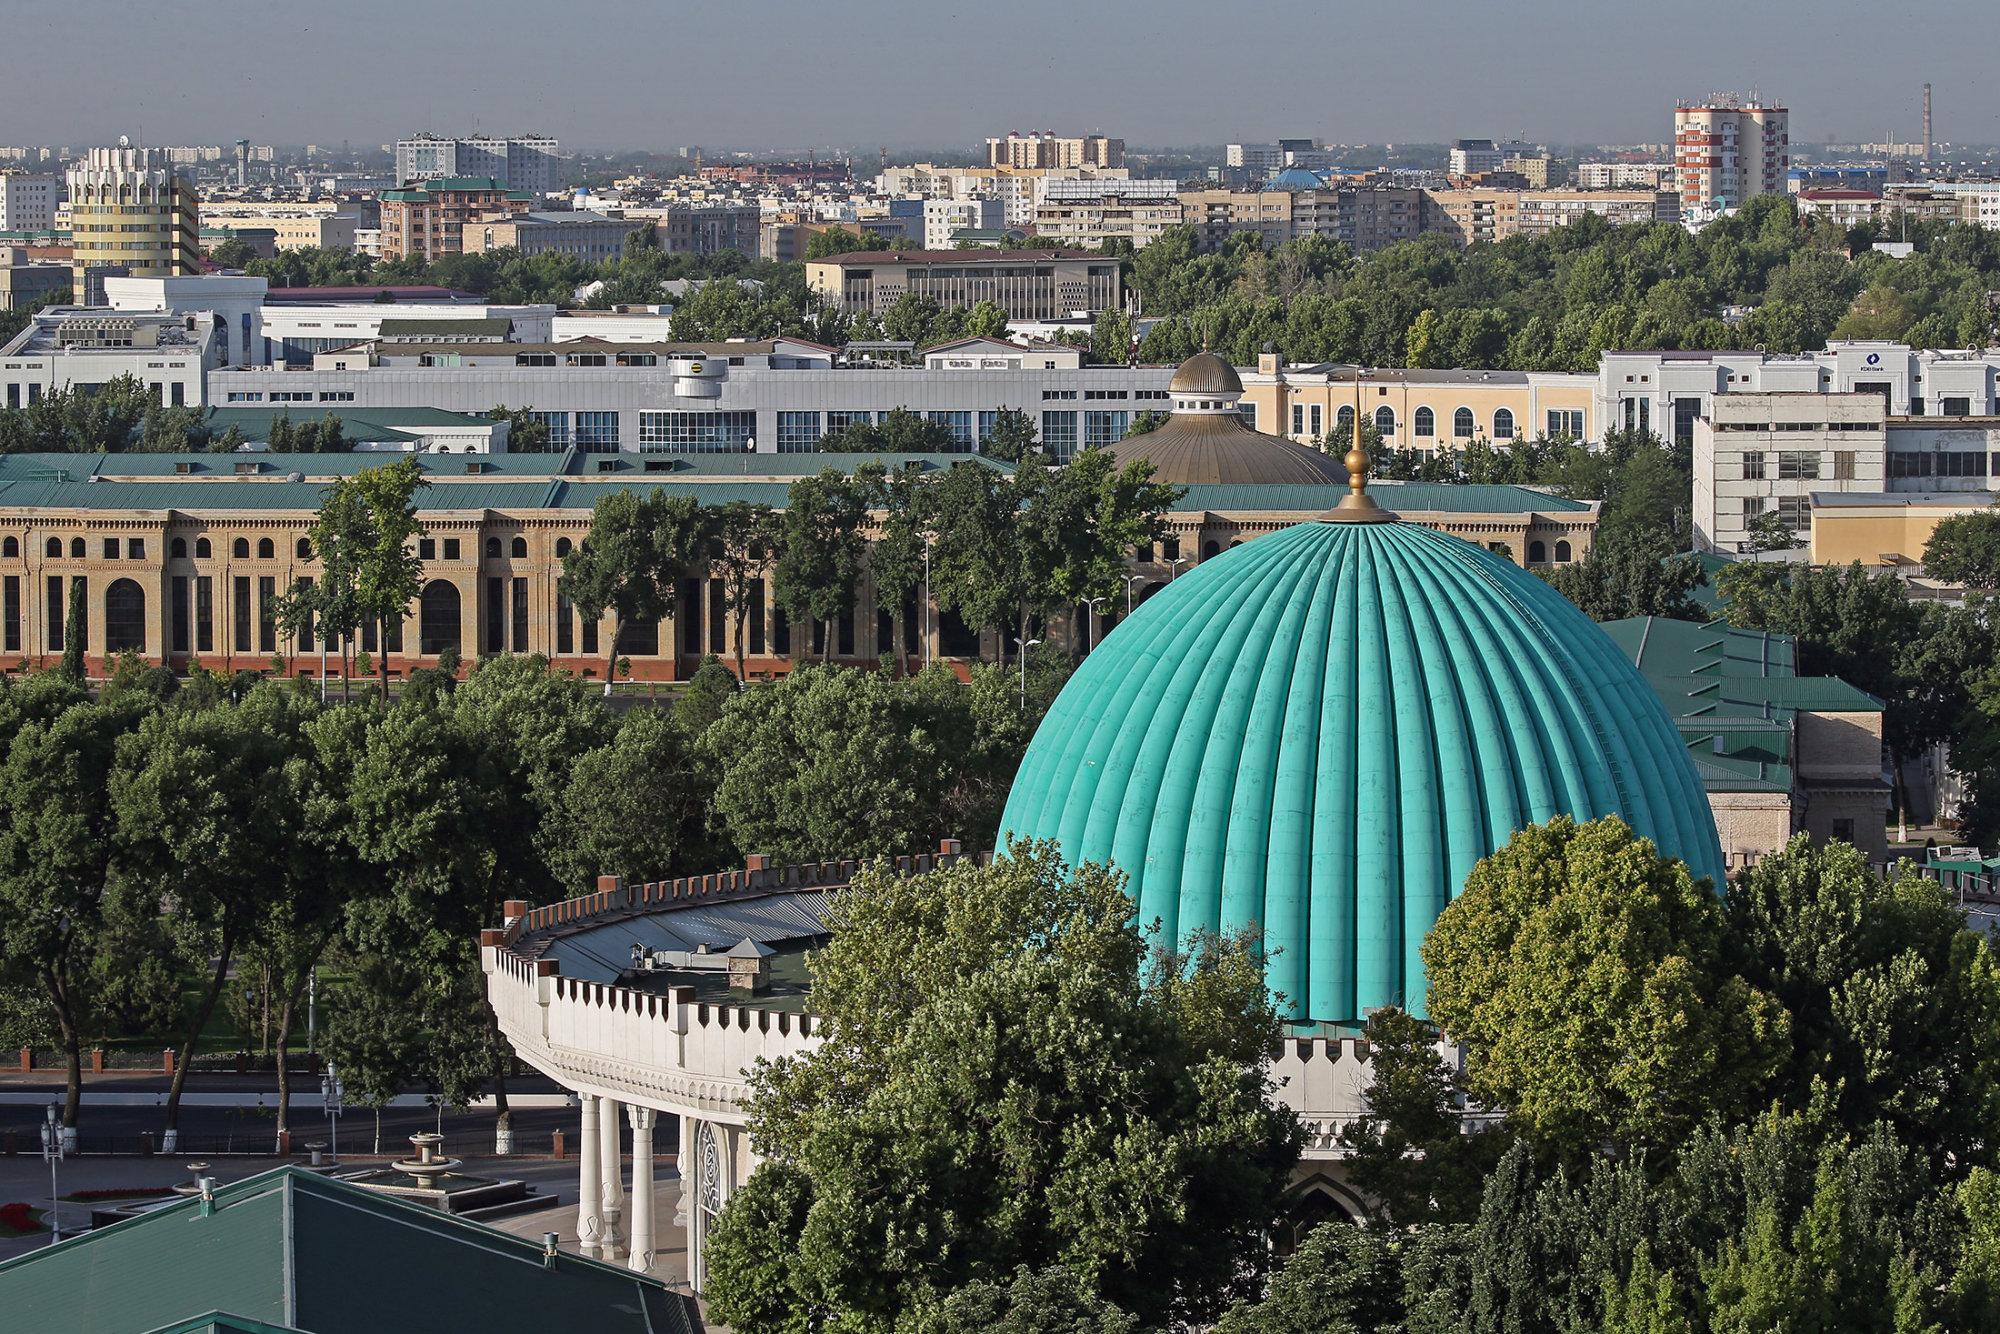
{"left": 1318, "top": 370, "right": 1398, "bottom": 524}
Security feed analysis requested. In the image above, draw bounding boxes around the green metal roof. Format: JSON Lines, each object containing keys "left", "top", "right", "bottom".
{"left": 1000, "top": 520, "right": 1724, "bottom": 1025}
{"left": 0, "top": 1166, "right": 699, "bottom": 1334}
{"left": 376, "top": 318, "right": 514, "bottom": 339}
{"left": 1600, "top": 616, "right": 1797, "bottom": 678}
{"left": 1171, "top": 481, "right": 1593, "bottom": 515}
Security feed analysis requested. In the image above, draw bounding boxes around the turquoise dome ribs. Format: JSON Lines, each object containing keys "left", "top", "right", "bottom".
{"left": 999, "top": 520, "right": 1725, "bottom": 1024}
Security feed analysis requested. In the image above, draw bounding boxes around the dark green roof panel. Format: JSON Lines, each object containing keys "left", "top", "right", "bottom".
{"left": 999, "top": 520, "right": 1724, "bottom": 1024}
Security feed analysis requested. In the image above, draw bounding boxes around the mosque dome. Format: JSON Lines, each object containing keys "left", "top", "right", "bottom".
{"left": 1107, "top": 352, "right": 1349, "bottom": 486}
{"left": 1167, "top": 352, "right": 1244, "bottom": 396}
{"left": 998, "top": 502, "right": 1725, "bottom": 1025}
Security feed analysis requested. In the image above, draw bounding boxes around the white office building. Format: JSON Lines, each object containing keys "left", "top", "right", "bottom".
{"left": 206, "top": 336, "right": 1173, "bottom": 461}
{"left": 1692, "top": 392, "right": 1886, "bottom": 554}
{"left": 394, "top": 135, "right": 562, "bottom": 195}
{"left": 923, "top": 197, "right": 1004, "bottom": 250}
{"left": 0, "top": 173, "right": 58, "bottom": 232}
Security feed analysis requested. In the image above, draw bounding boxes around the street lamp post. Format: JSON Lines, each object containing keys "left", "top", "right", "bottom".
{"left": 1015, "top": 637, "right": 1042, "bottom": 710}
{"left": 40, "top": 1101, "right": 61, "bottom": 1247}
{"left": 320, "top": 1063, "right": 344, "bottom": 1165}
{"left": 1170, "top": 556, "right": 1188, "bottom": 581}
{"left": 1085, "top": 597, "right": 1108, "bottom": 654}
{"left": 922, "top": 535, "right": 934, "bottom": 670}
{"left": 1123, "top": 574, "right": 1143, "bottom": 617}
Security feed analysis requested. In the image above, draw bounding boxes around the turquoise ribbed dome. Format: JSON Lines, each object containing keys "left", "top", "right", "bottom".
{"left": 999, "top": 519, "right": 1724, "bottom": 1024}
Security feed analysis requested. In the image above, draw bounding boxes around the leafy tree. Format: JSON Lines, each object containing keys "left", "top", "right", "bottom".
{"left": 488, "top": 404, "right": 551, "bottom": 453}
{"left": 805, "top": 227, "right": 877, "bottom": 260}
{"left": 539, "top": 705, "right": 717, "bottom": 890}
{"left": 1336, "top": 1007, "right": 1512, "bottom": 1226}
{"left": 1422, "top": 815, "right": 1789, "bottom": 1162}
{"left": 707, "top": 499, "right": 780, "bottom": 683}
{"left": 1922, "top": 511, "right": 2000, "bottom": 588}
{"left": 1021, "top": 449, "right": 1180, "bottom": 654}
{"left": 346, "top": 458, "right": 430, "bottom": 696}
{"left": 276, "top": 480, "right": 371, "bottom": 697}
{"left": 0, "top": 695, "right": 153, "bottom": 1125}
{"left": 560, "top": 488, "right": 707, "bottom": 692}
{"left": 772, "top": 468, "right": 871, "bottom": 658}
{"left": 979, "top": 407, "right": 1039, "bottom": 462}
{"left": 817, "top": 407, "right": 958, "bottom": 454}
{"left": 59, "top": 578, "right": 84, "bottom": 682}
{"left": 1540, "top": 536, "right": 1707, "bottom": 622}
{"left": 861, "top": 463, "right": 936, "bottom": 667}
{"left": 112, "top": 684, "right": 312, "bottom": 1142}
{"left": 1725, "top": 834, "right": 2000, "bottom": 1176}
{"left": 929, "top": 458, "right": 1032, "bottom": 659}
{"left": 705, "top": 844, "right": 1301, "bottom": 1332}
{"left": 1213, "top": 1221, "right": 1402, "bottom": 1334}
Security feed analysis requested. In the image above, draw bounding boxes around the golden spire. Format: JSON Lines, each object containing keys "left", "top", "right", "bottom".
{"left": 1318, "top": 366, "right": 1397, "bottom": 524}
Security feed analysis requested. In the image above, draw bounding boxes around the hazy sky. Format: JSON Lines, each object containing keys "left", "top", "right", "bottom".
{"left": 11, "top": 0, "right": 1997, "bottom": 153}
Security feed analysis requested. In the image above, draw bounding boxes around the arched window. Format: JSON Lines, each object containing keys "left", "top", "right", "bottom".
{"left": 1414, "top": 405, "right": 1435, "bottom": 437}
{"left": 419, "top": 580, "right": 461, "bottom": 656}
{"left": 1528, "top": 540, "right": 1547, "bottom": 563}
{"left": 1493, "top": 408, "right": 1516, "bottom": 440}
{"left": 1374, "top": 405, "right": 1395, "bottom": 437}
{"left": 196, "top": 537, "right": 211, "bottom": 559}
{"left": 510, "top": 536, "right": 527, "bottom": 559}
{"left": 555, "top": 537, "right": 572, "bottom": 558}
{"left": 485, "top": 537, "right": 502, "bottom": 559}
{"left": 104, "top": 579, "right": 145, "bottom": 653}
{"left": 296, "top": 538, "right": 312, "bottom": 560}
{"left": 0, "top": 537, "right": 14, "bottom": 560}
{"left": 1555, "top": 540, "right": 1573, "bottom": 562}
{"left": 1453, "top": 407, "right": 1476, "bottom": 440}
{"left": 170, "top": 537, "right": 186, "bottom": 559}
{"left": 1202, "top": 540, "right": 1220, "bottom": 559}
{"left": 257, "top": 538, "right": 274, "bottom": 560}
{"left": 45, "top": 538, "right": 61, "bottom": 559}
{"left": 70, "top": 537, "right": 85, "bottom": 559}
{"left": 1334, "top": 405, "right": 1354, "bottom": 432}
{"left": 233, "top": 538, "right": 250, "bottom": 559}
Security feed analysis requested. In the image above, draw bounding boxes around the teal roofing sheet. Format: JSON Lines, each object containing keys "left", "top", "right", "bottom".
{"left": 1173, "top": 482, "right": 1592, "bottom": 514}
{"left": 1601, "top": 616, "right": 1798, "bottom": 678}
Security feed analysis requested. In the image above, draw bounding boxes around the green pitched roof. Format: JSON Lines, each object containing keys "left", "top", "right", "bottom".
{"left": 1170, "top": 481, "right": 1593, "bottom": 515}
{"left": 0, "top": 1166, "right": 699, "bottom": 1334}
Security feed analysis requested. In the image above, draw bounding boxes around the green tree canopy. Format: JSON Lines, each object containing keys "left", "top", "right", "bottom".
{"left": 704, "top": 844, "right": 1301, "bottom": 1333}
{"left": 1422, "top": 814, "right": 1789, "bottom": 1161}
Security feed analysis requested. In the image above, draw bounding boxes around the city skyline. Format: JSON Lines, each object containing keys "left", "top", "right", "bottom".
{"left": 5, "top": 0, "right": 1993, "bottom": 154}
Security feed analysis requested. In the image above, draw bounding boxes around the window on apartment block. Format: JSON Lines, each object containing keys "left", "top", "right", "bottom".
{"left": 1778, "top": 451, "right": 1820, "bottom": 480}
{"left": 1832, "top": 451, "right": 1856, "bottom": 481}
{"left": 1742, "top": 452, "right": 1766, "bottom": 479}
{"left": 1776, "top": 497, "right": 1813, "bottom": 531}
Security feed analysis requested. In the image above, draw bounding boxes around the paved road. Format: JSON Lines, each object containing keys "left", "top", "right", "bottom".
{"left": 0, "top": 1069, "right": 637, "bottom": 1163}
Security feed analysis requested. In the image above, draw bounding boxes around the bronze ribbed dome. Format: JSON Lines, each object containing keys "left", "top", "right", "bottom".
{"left": 1167, "top": 352, "right": 1244, "bottom": 396}
{"left": 1105, "top": 412, "right": 1351, "bottom": 486}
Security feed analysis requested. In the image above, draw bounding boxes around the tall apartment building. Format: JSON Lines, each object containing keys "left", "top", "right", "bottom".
{"left": 1226, "top": 140, "right": 1319, "bottom": 177}
{"left": 986, "top": 132, "right": 1123, "bottom": 170}
{"left": 1448, "top": 139, "right": 1536, "bottom": 176}
{"left": 0, "top": 173, "right": 58, "bottom": 233}
{"left": 1031, "top": 179, "right": 1182, "bottom": 249}
{"left": 1674, "top": 98, "right": 1789, "bottom": 210}
{"left": 379, "top": 178, "right": 531, "bottom": 261}
{"left": 66, "top": 142, "right": 200, "bottom": 299}
{"left": 394, "top": 135, "right": 561, "bottom": 196}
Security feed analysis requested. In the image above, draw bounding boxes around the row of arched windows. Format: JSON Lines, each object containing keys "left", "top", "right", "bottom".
{"left": 1329, "top": 405, "right": 1518, "bottom": 441}
{"left": 9, "top": 534, "right": 550, "bottom": 562}
{"left": 1526, "top": 540, "right": 1575, "bottom": 564}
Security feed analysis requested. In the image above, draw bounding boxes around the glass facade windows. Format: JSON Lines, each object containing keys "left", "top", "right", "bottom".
{"left": 638, "top": 411, "right": 756, "bottom": 453}
{"left": 1042, "top": 411, "right": 1078, "bottom": 460}
{"left": 776, "top": 411, "right": 822, "bottom": 453}
{"left": 533, "top": 412, "right": 570, "bottom": 448}
{"left": 574, "top": 411, "right": 620, "bottom": 452}
{"left": 827, "top": 410, "right": 873, "bottom": 433}
{"left": 1083, "top": 411, "right": 1128, "bottom": 450}
{"left": 928, "top": 411, "right": 974, "bottom": 450}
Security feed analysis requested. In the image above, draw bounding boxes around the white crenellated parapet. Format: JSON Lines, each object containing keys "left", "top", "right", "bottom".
{"left": 1269, "top": 1034, "right": 1466, "bottom": 1156}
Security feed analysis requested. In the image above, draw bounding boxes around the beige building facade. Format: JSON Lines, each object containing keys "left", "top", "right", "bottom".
{"left": 806, "top": 250, "right": 1123, "bottom": 319}
{"left": 66, "top": 144, "right": 200, "bottom": 295}
{"left": 1240, "top": 356, "right": 1598, "bottom": 452}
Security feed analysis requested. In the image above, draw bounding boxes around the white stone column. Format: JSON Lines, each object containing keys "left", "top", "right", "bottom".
{"left": 577, "top": 1092, "right": 602, "bottom": 1259}
{"left": 599, "top": 1094, "right": 626, "bottom": 1260}
{"left": 627, "top": 1105, "right": 657, "bottom": 1274}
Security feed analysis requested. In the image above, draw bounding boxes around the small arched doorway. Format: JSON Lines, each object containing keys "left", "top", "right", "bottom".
{"left": 104, "top": 578, "right": 146, "bottom": 653}
{"left": 419, "top": 580, "right": 461, "bottom": 657}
